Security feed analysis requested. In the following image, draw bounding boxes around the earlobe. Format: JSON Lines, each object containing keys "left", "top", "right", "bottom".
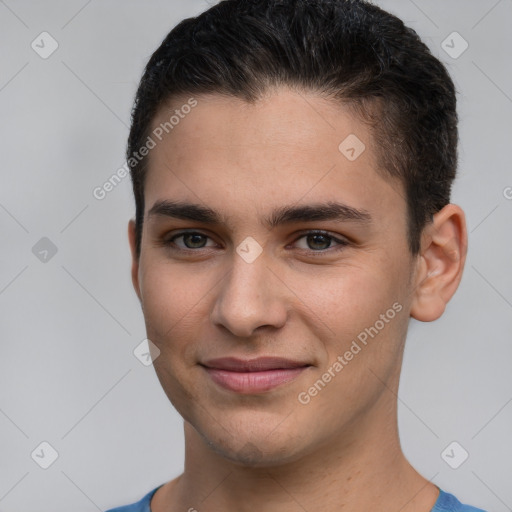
{"left": 127, "top": 219, "right": 142, "bottom": 303}
{"left": 410, "top": 204, "right": 468, "bottom": 322}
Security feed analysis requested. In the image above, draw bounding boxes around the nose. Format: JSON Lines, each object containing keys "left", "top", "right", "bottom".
{"left": 210, "top": 248, "right": 288, "bottom": 338}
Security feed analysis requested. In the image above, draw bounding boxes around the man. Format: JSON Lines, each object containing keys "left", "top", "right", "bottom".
{"left": 107, "top": 0, "right": 487, "bottom": 510}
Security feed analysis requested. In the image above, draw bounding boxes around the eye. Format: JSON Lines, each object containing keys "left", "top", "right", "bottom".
{"left": 164, "top": 231, "right": 217, "bottom": 250}
{"left": 291, "top": 230, "right": 349, "bottom": 253}
{"left": 161, "top": 229, "right": 349, "bottom": 255}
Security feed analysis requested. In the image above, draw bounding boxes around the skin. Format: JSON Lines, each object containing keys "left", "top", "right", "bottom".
{"left": 127, "top": 87, "right": 468, "bottom": 512}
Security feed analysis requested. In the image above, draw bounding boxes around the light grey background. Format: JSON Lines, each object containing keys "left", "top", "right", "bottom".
{"left": 0, "top": 1, "right": 511, "bottom": 511}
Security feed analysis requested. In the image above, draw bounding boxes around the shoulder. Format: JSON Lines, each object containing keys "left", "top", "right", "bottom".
{"left": 104, "top": 485, "right": 163, "bottom": 512}
{"left": 433, "top": 488, "right": 488, "bottom": 512}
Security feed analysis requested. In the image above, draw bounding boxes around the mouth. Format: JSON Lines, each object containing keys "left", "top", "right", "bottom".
{"left": 200, "top": 357, "right": 312, "bottom": 393}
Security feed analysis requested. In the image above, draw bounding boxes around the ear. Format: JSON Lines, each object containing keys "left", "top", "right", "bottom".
{"left": 410, "top": 204, "right": 468, "bottom": 322}
{"left": 128, "top": 219, "right": 142, "bottom": 303}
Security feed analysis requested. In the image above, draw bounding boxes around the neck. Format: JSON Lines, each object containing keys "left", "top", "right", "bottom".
{"left": 153, "top": 391, "right": 438, "bottom": 512}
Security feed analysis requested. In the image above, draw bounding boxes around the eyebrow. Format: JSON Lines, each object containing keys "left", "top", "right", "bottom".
{"left": 147, "top": 200, "right": 372, "bottom": 229}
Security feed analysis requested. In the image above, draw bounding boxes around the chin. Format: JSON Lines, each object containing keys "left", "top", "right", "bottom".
{"left": 196, "top": 421, "right": 309, "bottom": 468}
{"left": 220, "top": 441, "right": 303, "bottom": 468}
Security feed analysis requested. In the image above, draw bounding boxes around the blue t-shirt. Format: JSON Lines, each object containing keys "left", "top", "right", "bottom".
{"left": 105, "top": 485, "right": 488, "bottom": 512}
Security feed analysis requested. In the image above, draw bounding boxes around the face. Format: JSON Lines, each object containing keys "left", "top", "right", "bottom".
{"left": 129, "top": 87, "right": 419, "bottom": 466}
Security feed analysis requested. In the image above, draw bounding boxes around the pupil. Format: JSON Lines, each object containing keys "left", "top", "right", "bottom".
{"left": 185, "top": 233, "right": 206, "bottom": 248}
{"left": 309, "top": 234, "right": 330, "bottom": 250}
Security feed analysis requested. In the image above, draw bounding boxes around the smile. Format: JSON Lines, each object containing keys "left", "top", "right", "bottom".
{"left": 203, "top": 367, "right": 310, "bottom": 393}
{"left": 200, "top": 357, "right": 312, "bottom": 393}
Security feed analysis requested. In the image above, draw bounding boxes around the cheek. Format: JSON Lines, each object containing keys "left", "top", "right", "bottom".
{"left": 293, "top": 270, "right": 407, "bottom": 423}
{"left": 291, "top": 261, "right": 402, "bottom": 340}
{"left": 138, "top": 260, "right": 206, "bottom": 352}
{"left": 139, "top": 263, "right": 209, "bottom": 412}
{"left": 290, "top": 261, "right": 409, "bottom": 402}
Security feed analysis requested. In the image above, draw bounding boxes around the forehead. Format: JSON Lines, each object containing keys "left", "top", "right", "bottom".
{"left": 150, "top": 88, "right": 373, "bottom": 162}
{"left": 144, "top": 87, "right": 405, "bottom": 226}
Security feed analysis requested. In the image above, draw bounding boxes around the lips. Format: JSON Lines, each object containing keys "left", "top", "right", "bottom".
{"left": 200, "top": 357, "right": 311, "bottom": 393}
{"left": 202, "top": 356, "right": 310, "bottom": 372}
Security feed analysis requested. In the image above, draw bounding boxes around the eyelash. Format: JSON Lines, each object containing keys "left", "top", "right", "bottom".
{"left": 161, "top": 229, "right": 350, "bottom": 256}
